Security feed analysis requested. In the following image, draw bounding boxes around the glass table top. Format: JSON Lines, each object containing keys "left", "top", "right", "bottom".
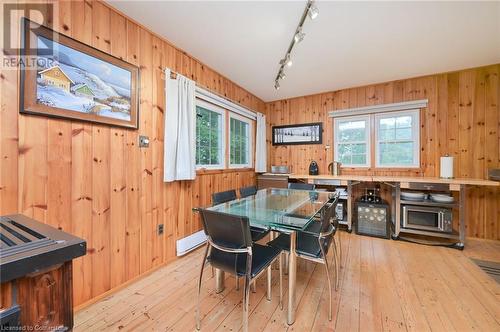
{"left": 200, "top": 188, "right": 332, "bottom": 232}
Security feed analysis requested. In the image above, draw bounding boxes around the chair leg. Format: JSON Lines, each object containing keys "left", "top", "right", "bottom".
{"left": 243, "top": 252, "right": 252, "bottom": 332}
{"left": 337, "top": 232, "right": 342, "bottom": 267}
{"left": 251, "top": 280, "right": 257, "bottom": 293}
{"left": 243, "top": 274, "right": 251, "bottom": 332}
{"left": 211, "top": 266, "right": 214, "bottom": 277}
{"left": 266, "top": 266, "right": 272, "bottom": 301}
{"left": 279, "top": 253, "right": 283, "bottom": 310}
{"left": 332, "top": 238, "right": 340, "bottom": 290}
{"left": 319, "top": 238, "right": 333, "bottom": 322}
{"left": 196, "top": 244, "right": 210, "bottom": 330}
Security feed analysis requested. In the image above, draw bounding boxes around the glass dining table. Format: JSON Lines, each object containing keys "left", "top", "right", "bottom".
{"left": 194, "top": 188, "right": 332, "bottom": 325}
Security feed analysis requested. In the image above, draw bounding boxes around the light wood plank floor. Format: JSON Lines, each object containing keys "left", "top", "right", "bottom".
{"left": 74, "top": 233, "right": 500, "bottom": 331}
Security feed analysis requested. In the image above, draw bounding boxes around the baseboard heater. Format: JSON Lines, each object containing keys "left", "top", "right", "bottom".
{"left": 176, "top": 230, "right": 207, "bottom": 256}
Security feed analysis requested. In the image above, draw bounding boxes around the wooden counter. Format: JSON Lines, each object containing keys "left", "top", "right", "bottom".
{"left": 290, "top": 174, "right": 499, "bottom": 187}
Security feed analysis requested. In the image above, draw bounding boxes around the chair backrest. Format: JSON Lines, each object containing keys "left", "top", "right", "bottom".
{"left": 288, "top": 182, "right": 316, "bottom": 191}
{"left": 212, "top": 189, "right": 237, "bottom": 206}
{"left": 321, "top": 195, "right": 339, "bottom": 233}
{"left": 199, "top": 209, "right": 253, "bottom": 249}
{"left": 239, "top": 186, "right": 257, "bottom": 198}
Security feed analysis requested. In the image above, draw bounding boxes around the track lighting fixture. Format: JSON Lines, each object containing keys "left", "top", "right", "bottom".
{"left": 273, "top": 0, "right": 318, "bottom": 90}
{"left": 308, "top": 3, "right": 319, "bottom": 20}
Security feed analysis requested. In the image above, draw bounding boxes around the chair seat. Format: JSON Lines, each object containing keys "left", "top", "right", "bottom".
{"left": 208, "top": 243, "right": 281, "bottom": 278}
{"left": 267, "top": 229, "right": 333, "bottom": 259}
{"left": 250, "top": 227, "right": 271, "bottom": 241}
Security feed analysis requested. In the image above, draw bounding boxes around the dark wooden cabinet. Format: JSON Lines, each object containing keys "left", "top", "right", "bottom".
{"left": 13, "top": 262, "right": 73, "bottom": 331}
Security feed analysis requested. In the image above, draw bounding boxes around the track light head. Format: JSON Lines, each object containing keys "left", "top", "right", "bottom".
{"left": 294, "top": 29, "right": 305, "bottom": 43}
{"left": 279, "top": 70, "right": 286, "bottom": 80}
{"left": 308, "top": 3, "right": 319, "bottom": 20}
{"left": 280, "top": 54, "right": 293, "bottom": 67}
{"left": 274, "top": 80, "right": 280, "bottom": 90}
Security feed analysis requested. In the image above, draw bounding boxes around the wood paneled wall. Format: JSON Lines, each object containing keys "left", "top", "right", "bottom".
{"left": 266, "top": 64, "right": 500, "bottom": 240}
{"left": 0, "top": 0, "right": 263, "bottom": 307}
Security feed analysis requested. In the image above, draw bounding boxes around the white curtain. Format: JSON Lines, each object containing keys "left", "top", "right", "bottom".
{"left": 255, "top": 112, "right": 267, "bottom": 173}
{"left": 163, "top": 69, "right": 196, "bottom": 182}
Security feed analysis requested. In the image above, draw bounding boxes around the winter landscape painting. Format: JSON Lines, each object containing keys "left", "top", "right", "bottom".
{"left": 21, "top": 19, "right": 139, "bottom": 128}
{"left": 272, "top": 122, "right": 322, "bottom": 146}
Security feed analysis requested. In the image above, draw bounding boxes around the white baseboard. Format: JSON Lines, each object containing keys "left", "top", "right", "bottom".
{"left": 176, "top": 230, "right": 207, "bottom": 256}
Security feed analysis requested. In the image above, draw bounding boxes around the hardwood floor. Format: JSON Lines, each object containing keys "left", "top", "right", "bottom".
{"left": 74, "top": 233, "right": 500, "bottom": 331}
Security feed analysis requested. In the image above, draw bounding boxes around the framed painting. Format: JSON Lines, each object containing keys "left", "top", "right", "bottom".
{"left": 20, "top": 19, "right": 139, "bottom": 129}
{"left": 272, "top": 122, "right": 323, "bottom": 146}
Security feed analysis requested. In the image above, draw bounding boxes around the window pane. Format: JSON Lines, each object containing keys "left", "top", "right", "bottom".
{"left": 196, "top": 106, "right": 222, "bottom": 166}
{"left": 338, "top": 120, "right": 366, "bottom": 142}
{"left": 379, "top": 129, "right": 394, "bottom": 141}
{"left": 230, "top": 117, "right": 250, "bottom": 166}
{"left": 379, "top": 142, "right": 414, "bottom": 165}
{"left": 396, "top": 127, "right": 412, "bottom": 140}
{"left": 351, "top": 154, "right": 366, "bottom": 165}
{"left": 338, "top": 143, "right": 366, "bottom": 165}
{"left": 379, "top": 118, "right": 395, "bottom": 130}
{"left": 396, "top": 116, "right": 412, "bottom": 128}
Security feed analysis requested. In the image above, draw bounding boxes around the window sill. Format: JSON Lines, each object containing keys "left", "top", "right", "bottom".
{"left": 196, "top": 168, "right": 255, "bottom": 175}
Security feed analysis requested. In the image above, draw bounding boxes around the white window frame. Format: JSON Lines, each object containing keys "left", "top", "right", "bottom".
{"left": 229, "top": 112, "right": 253, "bottom": 169}
{"left": 195, "top": 99, "right": 226, "bottom": 170}
{"left": 334, "top": 115, "right": 370, "bottom": 168}
{"left": 375, "top": 109, "right": 420, "bottom": 168}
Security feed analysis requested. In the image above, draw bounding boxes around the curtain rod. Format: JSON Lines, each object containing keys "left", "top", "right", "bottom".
{"left": 165, "top": 68, "right": 259, "bottom": 120}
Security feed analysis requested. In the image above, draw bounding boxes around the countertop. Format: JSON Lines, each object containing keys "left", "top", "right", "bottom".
{"left": 288, "top": 174, "right": 499, "bottom": 186}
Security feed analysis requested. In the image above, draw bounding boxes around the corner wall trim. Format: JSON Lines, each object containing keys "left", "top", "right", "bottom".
{"left": 328, "top": 99, "right": 428, "bottom": 118}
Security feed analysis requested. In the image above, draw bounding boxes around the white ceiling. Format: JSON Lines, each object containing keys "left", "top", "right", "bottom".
{"left": 108, "top": 1, "right": 500, "bottom": 102}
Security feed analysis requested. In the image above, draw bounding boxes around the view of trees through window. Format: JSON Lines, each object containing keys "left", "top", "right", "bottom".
{"left": 196, "top": 101, "right": 252, "bottom": 169}
{"left": 230, "top": 117, "right": 249, "bottom": 166}
{"left": 196, "top": 106, "right": 222, "bottom": 167}
{"left": 336, "top": 119, "right": 368, "bottom": 166}
{"left": 334, "top": 110, "right": 419, "bottom": 168}
{"left": 377, "top": 115, "right": 415, "bottom": 166}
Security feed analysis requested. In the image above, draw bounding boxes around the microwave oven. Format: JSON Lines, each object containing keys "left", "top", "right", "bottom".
{"left": 401, "top": 205, "right": 453, "bottom": 233}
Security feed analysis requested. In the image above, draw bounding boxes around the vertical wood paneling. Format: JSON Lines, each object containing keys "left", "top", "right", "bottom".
{"left": 109, "top": 10, "right": 127, "bottom": 289}
{"left": 70, "top": 0, "right": 93, "bottom": 305}
{"left": 266, "top": 64, "right": 500, "bottom": 240}
{"left": 124, "top": 19, "right": 142, "bottom": 281}
{"left": 0, "top": 0, "right": 265, "bottom": 308}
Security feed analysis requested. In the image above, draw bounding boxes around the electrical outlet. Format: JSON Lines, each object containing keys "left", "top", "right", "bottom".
{"left": 139, "top": 135, "right": 150, "bottom": 148}
{"left": 158, "top": 224, "right": 164, "bottom": 235}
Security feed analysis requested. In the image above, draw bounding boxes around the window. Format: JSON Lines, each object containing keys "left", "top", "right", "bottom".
{"left": 229, "top": 114, "right": 252, "bottom": 168}
{"left": 195, "top": 99, "right": 254, "bottom": 170}
{"left": 334, "top": 116, "right": 370, "bottom": 167}
{"left": 195, "top": 100, "right": 225, "bottom": 169}
{"left": 375, "top": 110, "right": 419, "bottom": 167}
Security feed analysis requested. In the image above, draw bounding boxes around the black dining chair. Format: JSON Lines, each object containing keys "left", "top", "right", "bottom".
{"left": 196, "top": 209, "right": 282, "bottom": 332}
{"left": 239, "top": 185, "right": 257, "bottom": 198}
{"left": 288, "top": 182, "right": 316, "bottom": 191}
{"left": 267, "top": 194, "right": 339, "bottom": 321}
{"left": 212, "top": 189, "right": 270, "bottom": 243}
{"left": 212, "top": 189, "right": 237, "bottom": 205}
